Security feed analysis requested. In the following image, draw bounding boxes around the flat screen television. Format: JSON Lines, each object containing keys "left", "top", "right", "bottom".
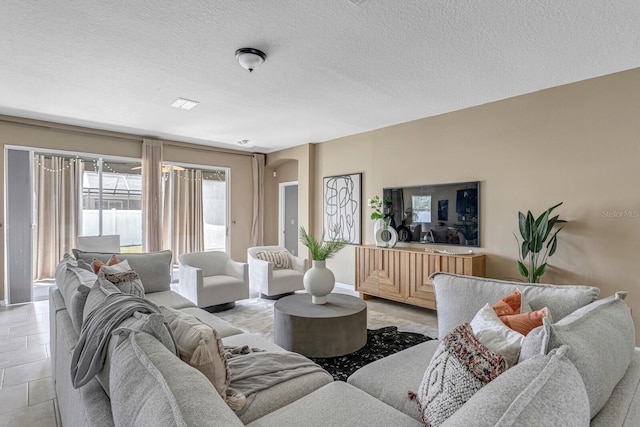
{"left": 382, "top": 181, "right": 480, "bottom": 247}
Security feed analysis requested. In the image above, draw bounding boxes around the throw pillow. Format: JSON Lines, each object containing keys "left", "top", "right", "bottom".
{"left": 255, "top": 250, "right": 291, "bottom": 270}
{"left": 492, "top": 288, "right": 530, "bottom": 316}
{"left": 470, "top": 304, "right": 523, "bottom": 368}
{"left": 499, "top": 308, "right": 547, "bottom": 336}
{"left": 98, "top": 259, "right": 131, "bottom": 274}
{"left": 540, "top": 292, "right": 635, "bottom": 418}
{"left": 92, "top": 254, "right": 122, "bottom": 274}
{"left": 413, "top": 323, "right": 506, "bottom": 426}
{"left": 99, "top": 269, "right": 145, "bottom": 297}
{"left": 441, "top": 346, "right": 590, "bottom": 427}
{"left": 160, "top": 306, "right": 233, "bottom": 405}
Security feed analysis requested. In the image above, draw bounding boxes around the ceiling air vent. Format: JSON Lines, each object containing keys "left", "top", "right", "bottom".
{"left": 170, "top": 98, "right": 199, "bottom": 110}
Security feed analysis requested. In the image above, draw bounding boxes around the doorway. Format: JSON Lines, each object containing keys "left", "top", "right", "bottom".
{"left": 279, "top": 181, "right": 298, "bottom": 255}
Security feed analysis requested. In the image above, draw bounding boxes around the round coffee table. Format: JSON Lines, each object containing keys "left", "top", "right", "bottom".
{"left": 274, "top": 293, "right": 367, "bottom": 357}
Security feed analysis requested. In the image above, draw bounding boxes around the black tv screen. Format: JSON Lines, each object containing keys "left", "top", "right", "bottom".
{"left": 382, "top": 181, "right": 480, "bottom": 247}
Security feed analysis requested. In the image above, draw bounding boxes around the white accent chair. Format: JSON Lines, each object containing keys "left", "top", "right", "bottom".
{"left": 178, "top": 251, "right": 249, "bottom": 311}
{"left": 247, "top": 246, "right": 309, "bottom": 299}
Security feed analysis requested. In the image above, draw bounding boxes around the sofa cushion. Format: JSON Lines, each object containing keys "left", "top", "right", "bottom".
{"left": 541, "top": 291, "right": 635, "bottom": 418}
{"left": 60, "top": 265, "right": 95, "bottom": 333}
{"left": 181, "top": 307, "right": 244, "bottom": 338}
{"left": 72, "top": 249, "right": 172, "bottom": 293}
{"left": 144, "top": 290, "right": 195, "bottom": 310}
{"left": 442, "top": 346, "right": 590, "bottom": 427}
{"left": 109, "top": 329, "right": 242, "bottom": 427}
{"left": 98, "top": 310, "right": 177, "bottom": 397}
{"left": 246, "top": 382, "right": 422, "bottom": 427}
{"left": 255, "top": 250, "right": 291, "bottom": 270}
{"left": 431, "top": 273, "right": 600, "bottom": 339}
{"left": 415, "top": 323, "right": 506, "bottom": 426}
{"left": 160, "top": 306, "right": 231, "bottom": 402}
{"left": 347, "top": 339, "right": 441, "bottom": 421}
{"left": 591, "top": 349, "right": 640, "bottom": 426}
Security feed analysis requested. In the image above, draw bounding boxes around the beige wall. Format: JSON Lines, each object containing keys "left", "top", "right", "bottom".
{"left": 263, "top": 159, "right": 299, "bottom": 245}
{"left": 0, "top": 116, "right": 254, "bottom": 302}
{"left": 268, "top": 68, "right": 640, "bottom": 343}
{"left": 266, "top": 144, "right": 315, "bottom": 258}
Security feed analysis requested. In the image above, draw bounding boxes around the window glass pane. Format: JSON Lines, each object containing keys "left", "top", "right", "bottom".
{"left": 81, "top": 159, "right": 143, "bottom": 253}
{"left": 203, "top": 170, "right": 227, "bottom": 252}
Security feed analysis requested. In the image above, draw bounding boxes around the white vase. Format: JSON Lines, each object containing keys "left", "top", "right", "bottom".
{"left": 303, "top": 260, "right": 335, "bottom": 304}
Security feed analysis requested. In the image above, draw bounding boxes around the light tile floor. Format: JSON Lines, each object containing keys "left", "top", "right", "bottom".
{"left": 0, "top": 300, "right": 58, "bottom": 427}
{"left": 0, "top": 283, "right": 438, "bottom": 426}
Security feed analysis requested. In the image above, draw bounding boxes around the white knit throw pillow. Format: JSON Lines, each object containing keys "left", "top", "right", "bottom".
{"left": 255, "top": 250, "right": 291, "bottom": 269}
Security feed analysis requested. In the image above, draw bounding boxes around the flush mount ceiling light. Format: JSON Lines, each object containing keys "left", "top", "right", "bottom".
{"left": 237, "top": 139, "right": 249, "bottom": 145}
{"left": 235, "top": 48, "right": 266, "bottom": 72}
{"left": 170, "top": 97, "right": 199, "bottom": 110}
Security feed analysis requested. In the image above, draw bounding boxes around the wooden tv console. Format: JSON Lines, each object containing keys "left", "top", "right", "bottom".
{"left": 355, "top": 245, "right": 486, "bottom": 310}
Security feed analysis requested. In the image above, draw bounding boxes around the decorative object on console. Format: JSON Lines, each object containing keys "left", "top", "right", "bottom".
{"left": 514, "top": 202, "right": 565, "bottom": 283}
{"left": 323, "top": 173, "right": 362, "bottom": 245}
{"left": 299, "top": 226, "right": 347, "bottom": 304}
{"left": 369, "top": 195, "right": 397, "bottom": 247}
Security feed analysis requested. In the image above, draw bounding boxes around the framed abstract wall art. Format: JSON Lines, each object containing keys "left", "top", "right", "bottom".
{"left": 323, "top": 172, "right": 362, "bottom": 244}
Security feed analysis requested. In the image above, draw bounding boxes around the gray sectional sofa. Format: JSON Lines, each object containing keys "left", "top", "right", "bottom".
{"left": 51, "top": 250, "right": 640, "bottom": 426}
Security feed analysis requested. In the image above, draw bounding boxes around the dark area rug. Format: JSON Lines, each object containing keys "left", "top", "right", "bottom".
{"left": 310, "top": 326, "right": 434, "bottom": 381}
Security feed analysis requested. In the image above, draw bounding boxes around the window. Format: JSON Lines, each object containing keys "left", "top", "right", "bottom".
{"left": 163, "top": 164, "right": 229, "bottom": 261}
{"left": 81, "top": 158, "right": 143, "bottom": 253}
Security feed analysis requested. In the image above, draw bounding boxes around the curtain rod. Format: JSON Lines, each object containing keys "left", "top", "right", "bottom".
{"left": 1, "top": 118, "right": 259, "bottom": 158}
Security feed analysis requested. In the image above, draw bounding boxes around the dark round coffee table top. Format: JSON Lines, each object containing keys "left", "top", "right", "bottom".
{"left": 274, "top": 293, "right": 366, "bottom": 318}
{"left": 274, "top": 293, "right": 368, "bottom": 357}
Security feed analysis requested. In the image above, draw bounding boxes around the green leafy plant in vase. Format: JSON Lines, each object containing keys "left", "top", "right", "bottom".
{"left": 514, "top": 202, "right": 566, "bottom": 283}
{"left": 299, "top": 226, "right": 347, "bottom": 304}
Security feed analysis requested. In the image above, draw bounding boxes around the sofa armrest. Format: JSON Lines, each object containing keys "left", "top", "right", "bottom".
{"left": 178, "top": 263, "right": 203, "bottom": 304}
{"left": 225, "top": 260, "right": 248, "bottom": 283}
{"left": 290, "top": 255, "right": 308, "bottom": 273}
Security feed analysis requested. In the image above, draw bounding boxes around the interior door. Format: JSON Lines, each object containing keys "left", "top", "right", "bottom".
{"left": 282, "top": 183, "right": 298, "bottom": 255}
{"left": 5, "top": 149, "right": 33, "bottom": 303}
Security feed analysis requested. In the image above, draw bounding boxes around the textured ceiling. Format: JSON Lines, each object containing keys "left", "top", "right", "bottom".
{"left": 1, "top": 1, "right": 639, "bottom": 152}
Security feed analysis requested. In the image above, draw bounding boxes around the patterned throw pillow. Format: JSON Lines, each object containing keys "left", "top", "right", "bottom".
{"left": 413, "top": 323, "right": 506, "bottom": 426}
{"left": 255, "top": 250, "right": 291, "bottom": 270}
{"left": 99, "top": 269, "right": 145, "bottom": 297}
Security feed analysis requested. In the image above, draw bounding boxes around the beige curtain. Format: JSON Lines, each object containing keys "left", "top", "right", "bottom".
{"left": 34, "top": 155, "right": 83, "bottom": 280}
{"left": 142, "top": 139, "right": 163, "bottom": 252}
{"left": 163, "top": 168, "right": 204, "bottom": 264}
{"left": 251, "top": 153, "right": 265, "bottom": 246}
